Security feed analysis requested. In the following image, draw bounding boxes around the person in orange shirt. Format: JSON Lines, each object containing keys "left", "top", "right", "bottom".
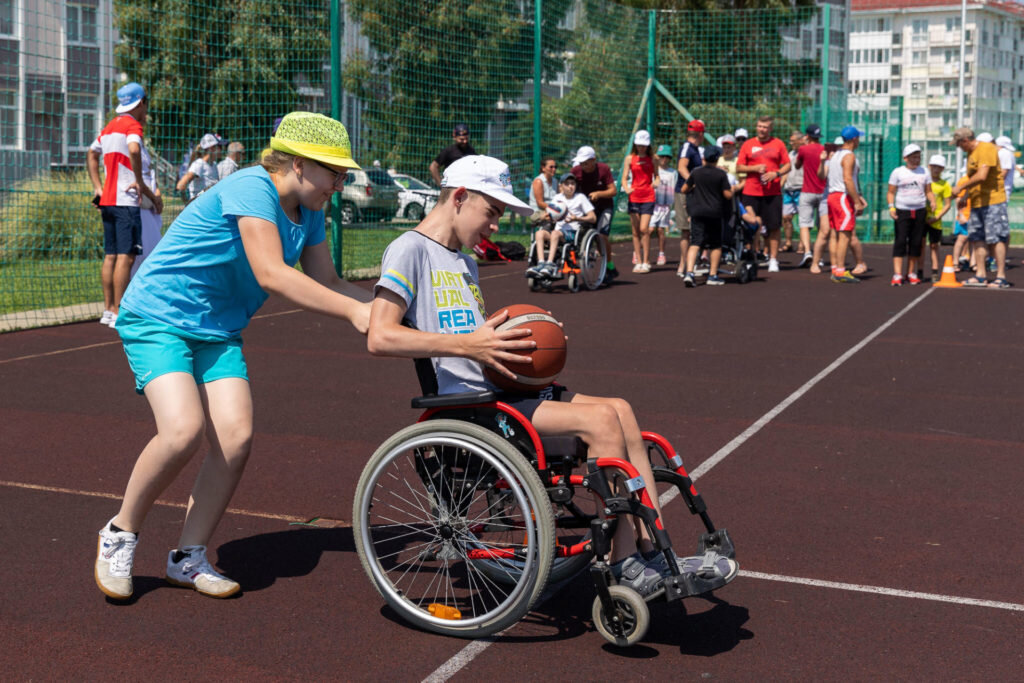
{"left": 951, "top": 127, "right": 1010, "bottom": 287}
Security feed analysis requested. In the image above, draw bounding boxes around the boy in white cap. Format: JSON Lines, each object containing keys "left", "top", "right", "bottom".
{"left": 925, "top": 154, "right": 952, "bottom": 281}
{"left": 177, "top": 133, "right": 223, "bottom": 201}
{"left": 369, "top": 155, "right": 737, "bottom": 597}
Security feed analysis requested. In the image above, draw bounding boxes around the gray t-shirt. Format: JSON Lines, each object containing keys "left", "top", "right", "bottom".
{"left": 375, "top": 231, "right": 492, "bottom": 394}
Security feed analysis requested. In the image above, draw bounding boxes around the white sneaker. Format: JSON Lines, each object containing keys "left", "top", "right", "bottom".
{"left": 95, "top": 518, "right": 138, "bottom": 600}
{"left": 106, "top": 312, "right": 118, "bottom": 328}
{"left": 99, "top": 310, "right": 113, "bottom": 326}
{"left": 768, "top": 259, "right": 780, "bottom": 273}
{"left": 165, "top": 546, "right": 240, "bottom": 598}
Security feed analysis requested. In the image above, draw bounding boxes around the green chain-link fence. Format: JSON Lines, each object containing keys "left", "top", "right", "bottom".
{"left": 0, "top": 0, "right": 1004, "bottom": 331}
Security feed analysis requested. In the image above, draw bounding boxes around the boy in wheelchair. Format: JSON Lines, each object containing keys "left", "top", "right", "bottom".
{"left": 526, "top": 173, "right": 596, "bottom": 279}
{"left": 368, "top": 155, "right": 737, "bottom": 599}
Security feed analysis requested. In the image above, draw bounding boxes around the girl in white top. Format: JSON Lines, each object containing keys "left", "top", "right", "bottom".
{"left": 176, "top": 133, "right": 222, "bottom": 202}
{"left": 886, "top": 144, "right": 935, "bottom": 285}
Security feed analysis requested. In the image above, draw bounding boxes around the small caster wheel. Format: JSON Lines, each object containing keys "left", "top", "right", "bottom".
{"left": 592, "top": 585, "right": 650, "bottom": 647}
{"left": 567, "top": 273, "right": 580, "bottom": 292}
{"left": 527, "top": 276, "right": 539, "bottom": 291}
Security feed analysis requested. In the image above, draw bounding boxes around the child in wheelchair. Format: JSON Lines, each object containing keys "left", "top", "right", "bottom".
{"left": 368, "top": 155, "right": 737, "bottom": 600}
{"left": 526, "top": 173, "right": 595, "bottom": 279}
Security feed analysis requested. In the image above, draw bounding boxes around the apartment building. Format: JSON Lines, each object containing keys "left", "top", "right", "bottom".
{"left": 1, "top": 0, "right": 117, "bottom": 173}
{"left": 849, "top": 0, "right": 1024, "bottom": 161}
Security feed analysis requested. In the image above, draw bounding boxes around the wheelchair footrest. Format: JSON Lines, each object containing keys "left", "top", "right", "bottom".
{"left": 697, "top": 528, "right": 735, "bottom": 560}
{"left": 661, "top": 550, "right": 738, "bottom": 601}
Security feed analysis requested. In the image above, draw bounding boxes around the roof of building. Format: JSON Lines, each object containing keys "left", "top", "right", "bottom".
{"left": 852, "top": 0, "right": 1024, "bottom": 16}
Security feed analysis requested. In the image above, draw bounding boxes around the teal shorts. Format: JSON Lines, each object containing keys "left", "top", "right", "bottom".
{"left": 117, "top": 309, "right": 248, "bottom": 394}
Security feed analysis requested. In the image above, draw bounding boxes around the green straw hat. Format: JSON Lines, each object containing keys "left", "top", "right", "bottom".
{"left": 270, "top": 112, "right": 361, "bottom": 170}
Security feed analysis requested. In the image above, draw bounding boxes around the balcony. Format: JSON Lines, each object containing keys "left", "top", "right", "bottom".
{"left": 927, "top": 63, "right": 961, "bottom": 78}
{"left": 926, "top": 95, "right": 959, "bottom": 108}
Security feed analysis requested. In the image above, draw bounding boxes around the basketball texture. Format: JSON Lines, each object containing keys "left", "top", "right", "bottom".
{"left": 483, "top": 304, "right": 567, "bottom": 393}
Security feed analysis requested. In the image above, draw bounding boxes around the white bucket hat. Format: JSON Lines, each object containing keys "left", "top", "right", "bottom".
{"left": 928, "top": 154, "right": 946, "bottom": 167}
{"left": 902, "top": 144, "right": 922, "bottom": 158}
{"left": 441, "top": 155, "right": 532, "bottom": 216}
{"left": 199, "top": 133, "right": 221, "bottom": 150}
{"left": 634, "top": 130, "right": 651, "bottom": 146}
{"left": 976, "top": 132, "right": 994, "bottom": 143}
{"left": 995, "top": 135, "right": 1015, "bottom": 151}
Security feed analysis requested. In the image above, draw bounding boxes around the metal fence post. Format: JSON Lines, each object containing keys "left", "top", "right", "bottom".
{"left": 533, "top": 0, "right": 542, "bottom": 177}
{"left": 647, "top": 10, "right": 656, "bottom": 136}
{"left": 821, "top": 4, "right": 830, "bottom": 138}
{"left": 330, "top": 0, "right": 344, "bottom": 276}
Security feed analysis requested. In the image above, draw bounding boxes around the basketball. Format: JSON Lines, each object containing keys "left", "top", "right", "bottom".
{"left": 483, "top": 304, "right": 567, "bottom": 393}
{"left": 546, "top": 202, "right": 567, "bottom": 222}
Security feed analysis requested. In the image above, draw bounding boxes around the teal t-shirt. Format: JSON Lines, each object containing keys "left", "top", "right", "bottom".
{"left": 121, "top": 166, "right": 325, "bottom": 339}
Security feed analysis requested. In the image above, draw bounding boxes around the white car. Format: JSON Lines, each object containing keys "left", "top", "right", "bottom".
{"left": 391, "top": 173, "right": 439, "bottom": 221}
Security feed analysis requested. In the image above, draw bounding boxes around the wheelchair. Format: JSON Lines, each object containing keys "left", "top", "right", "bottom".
{"left": 353, "top": 359, "right": 737, "bottom": 646}
{"left": 525, "top": 221, "right": 607, "bottom": 292}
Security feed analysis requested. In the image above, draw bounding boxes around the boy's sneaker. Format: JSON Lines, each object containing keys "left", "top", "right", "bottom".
{"left": 957, "top": 257, "right": 970, "bottom": 272}
{"left": 525, "top": 263, "right": 544, "bottom": 278}
{"left": 99, "top": 310, "right": 113, "bottom": 326}
{"left": 831, "top": 269, "right": 860, "bottom": 283}
{"left": 798, "top": 252, "right": 812, "bottom": 268}
{"left": 541, "top": 261, "right": 559, "bottom": 277}
{"left": 165, "top": 546, "right": 240, "bottom": 598}
{"left": 95, "top": 518, "right": 138, "bottom": 600}
{"left": 656, "top": 251, "right": 667, "bottom": 266}
{"left": 683, "top": 272, "right": 695, "bottom": 288}
{"left": 890, "top": 274, "right": 903, "bottom": 287}
{"left": 930, "top": 272, "right": 940, "bottom": 283}
{"left": 768, "top": 258, "right": 780, "bottom": 273}
{"left": 907, "top": 272, "right": 922, "bottom": 285}
{"left": 706, "top": 274, "right": 725, "bottom": 286}
{"left": 107, "top": 312, "right": 118, "bottom": 328}
{"left": 610, "top": 553, "right": 666, "bottom": 598}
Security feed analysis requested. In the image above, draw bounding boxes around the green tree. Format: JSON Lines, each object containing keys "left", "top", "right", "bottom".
{"left": 112, "top": 0, "right": 328, "bottom": 162}
{"left": 342, "top": 0, "right": 573, "bottom": 182}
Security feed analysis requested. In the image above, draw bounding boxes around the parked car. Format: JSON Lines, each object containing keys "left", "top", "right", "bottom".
{"left": 339, "top": 168, "right": 401, "bottom": 224}
{"left": 391, "top": 173, "right": 439, "bottom": 221}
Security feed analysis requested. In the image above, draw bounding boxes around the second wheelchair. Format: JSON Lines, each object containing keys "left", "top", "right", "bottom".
{"left": 524, "top": 222, "right": 608, "bottom": 292}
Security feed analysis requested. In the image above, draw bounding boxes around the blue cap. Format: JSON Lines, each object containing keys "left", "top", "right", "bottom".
{"left": 453, "top": 122, "right": 470, "bottom": 135}
{"left": 703, "top": 145, "right": 722, "bottom": 162}
{"left": 116, "top": 82, "right": 146, "bottom": 114}
{"left": 840, "top": 125, "right": 863, "bottom": 141}
{"left": 806, "top": 124, "right": 821, "bottom": 138}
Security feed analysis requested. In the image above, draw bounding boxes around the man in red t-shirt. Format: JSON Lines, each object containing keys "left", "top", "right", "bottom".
{"left": 794, "top": 124, "right": 826, "bottom": 268}
{"left": 86, "top": 82, "right": 162, "bottom": 328}
{"left": 736, "top": 116, "right": 790, "bottom": 272}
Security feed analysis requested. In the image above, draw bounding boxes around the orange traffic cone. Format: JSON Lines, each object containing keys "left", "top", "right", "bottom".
{"left": 933, "top": 255, "right": 962, "bottom": 288}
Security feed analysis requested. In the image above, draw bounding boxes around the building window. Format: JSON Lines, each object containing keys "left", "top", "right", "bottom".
{"left": 892, "top": 64, "right": 901, "bottom": 77}
{"left": 911, "top": 81, "right": 926, "bottom": 95}
{"left": 0, "top": 87, "right": 16, "bottom": 145}
{"left": 946, "top": 17, "right": 961, "bottom": 32}
{"left": 910, "top": 113, "right": 925, "bottom": 127}
{"left": 0, "top": 0, "right": 14, "bottom": 36}
{"left": 944, "top": 49, "right": 956, "bottom": 63}
{"left": 912, "top": 50, "right": 927, "bottom": 65}
{"left": 67, "top": 3, "right": 97, "bottom": 44}
{"left": 943, "top": 81, "right": 954, "bottom": 95}
{"left": 893, "top": 31, "right": 902, "bottom": 46}
{"left": 67, "top": 94, "right": 96, "bottom": 149}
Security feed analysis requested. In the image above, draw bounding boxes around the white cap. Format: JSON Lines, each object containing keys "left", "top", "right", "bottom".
{"left": 928, "top": 154, "right": 946, "bottom": 167}
{"left": 995, "top": 135, "right": 1015, "bottom": 151}
{"left": 572, "top": 145, "right": 596, "bottom": 165}
{"left": 718, "top": 134, "right": 736, "bottom": 146}
{"left": 976, "top": 132, "right": 994, "bottom": 143}
{"left": 902, "top": 143, "right": 922, "bottom": 157}
{"left": 734, "top": 128, "right": 749, "bottom": 139}
{"left": 634, "top": 129, "right": 651, "bottom": 146}
{"left": 834, "top": 137, "right": 844, "bottom": 145}
{"left": 441, "top": 155, "right": 532, "bottom": 216}
{"left": 199, "top": 133, "right": 221, "bottom": 150}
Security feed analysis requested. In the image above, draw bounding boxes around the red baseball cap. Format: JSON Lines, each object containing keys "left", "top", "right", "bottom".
{"left": 687, "top": 119, "right": 705, "bottom": 134}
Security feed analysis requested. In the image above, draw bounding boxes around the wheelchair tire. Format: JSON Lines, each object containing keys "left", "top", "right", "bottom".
{"left": 567, "top": 273, "right": 580, "bottom": 292}
{"left": 593, "top": 585, "right": 650, "bottom": 647}
{"left": 527, "top": 276, "right": 540, "bottom": 291}
{"left": 579, "top": 230, "right": 608, "bottom": 290}
{"left": 353, "top": 420, "right": 555, "bottom": 638}
{"left": 737, "top": 260, "right": 757, "bottom": 284}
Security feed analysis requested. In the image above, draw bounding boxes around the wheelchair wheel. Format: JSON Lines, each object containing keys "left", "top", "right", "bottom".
{"left": 527, "top": 276, "right": 540, "bottom": 291}
{"left": 567, "top": 273, "right": 580, "bottom": 292}
{"left": 579, "top": 230, "right": 607, "bottom": 290}
{"left": 592, "top": 585, "right": 650, "bottom": 647}
{"left": 353, "top": 420, "right": 555, "bottom": 638}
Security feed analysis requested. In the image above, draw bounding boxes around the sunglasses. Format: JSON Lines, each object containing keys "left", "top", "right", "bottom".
{"left": 307, "top": 158, "right": 347, "bottom": 188}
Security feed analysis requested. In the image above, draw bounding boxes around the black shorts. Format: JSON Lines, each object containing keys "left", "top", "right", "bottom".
{"left": 627, "top": 201, "right": 655, "bottom": 215}
{"left": 689, "top": 215, "right": 724, "bottom": 250}
{"left": 746, "top": 194, "right": 782, "bottom": 233}
{"left": 101, "top": 206, "right": 143, "bottom": 255}
{"left": 594, "top": 208, "right": 613, "bottom": 236}
{"left": 893, "top": 208, "right": 926, "bottom": 257}
{"left": 926, "top": 226, "right": 943, "bottom": 245}
{"left": 499, "top": 383, "right": 574, "bottom": 422}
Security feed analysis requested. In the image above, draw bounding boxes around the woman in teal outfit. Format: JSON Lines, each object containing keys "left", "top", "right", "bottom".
{"left": 94, "top": 112, "right": 370, "bottom": 601}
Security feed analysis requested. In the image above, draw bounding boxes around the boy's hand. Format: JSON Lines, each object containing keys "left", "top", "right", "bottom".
{"left": 464, "top": 310, "right": 535, "bottom": 380}
{"left": 350, "top": 301, "right": 371, "bottom": 335}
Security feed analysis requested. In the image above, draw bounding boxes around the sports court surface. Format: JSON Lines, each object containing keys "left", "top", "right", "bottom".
{"left": 1, "top": 243, "right": 1021, "bottom": 680}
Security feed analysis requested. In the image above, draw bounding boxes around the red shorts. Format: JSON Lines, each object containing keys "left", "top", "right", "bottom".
{"left": 826, "top": 193, "right": 856, "bottom": 233}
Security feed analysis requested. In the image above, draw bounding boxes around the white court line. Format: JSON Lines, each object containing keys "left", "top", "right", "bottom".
{"left": 0, "top": 309, "right": 302, "bottom": 365}
{"left": 426, "top": 288, "right": 938, "bottom": 682}
{"left": 741, "top": 570, "right": 1024, "bottom": 612}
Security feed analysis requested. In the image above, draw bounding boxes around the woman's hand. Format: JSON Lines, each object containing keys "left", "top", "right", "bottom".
{"left": 461, "top": 310, "right": 535, "bottom": 380}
